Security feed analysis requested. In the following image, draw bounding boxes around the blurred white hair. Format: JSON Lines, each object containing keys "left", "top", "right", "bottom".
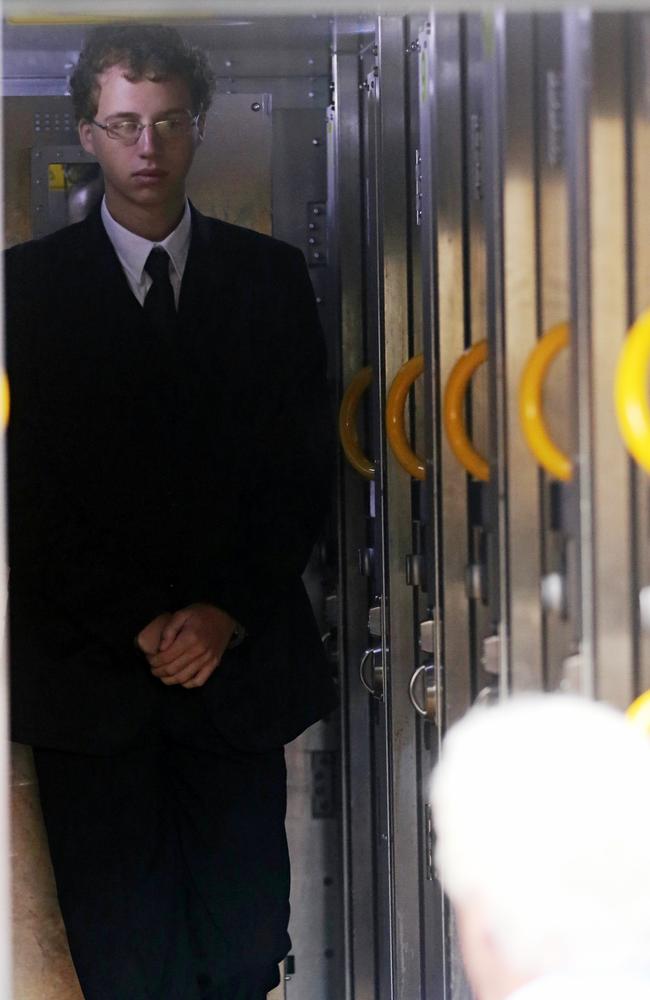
{"left": 431, "top": 693, "right": 650, "bottom": 978}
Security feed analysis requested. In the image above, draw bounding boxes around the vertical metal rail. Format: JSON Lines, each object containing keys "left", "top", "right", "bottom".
{"left": 628, "top": 12, "right": 650, "bottom": 696}
{"left": 417, "top": 13, "right": 452, "bottom": 1000}
{"left": 419, "top": 12, "right": 474, "bottom": 998}
{"left": 0, "top": 13, "right": 11, "bottom": 993}
{"left": 535, "top": 13, "right": 572, "bottom": 693}
{"left": 330, "top": 19, "right": 377, "bottom": 1000}
{"left": 464, "top": 14, "right": 493, "bottom": 706}
{"left": 482, "top": 10, "right": 510, "bottom": 697}
{"left": 564, "top": 7, "right": 596, "bottom": 698}
{"left": 359, "top": 30, "right": 394, "bottom": 998}
{"left": 374, "top": 16, "right": 424, "bottom": 998}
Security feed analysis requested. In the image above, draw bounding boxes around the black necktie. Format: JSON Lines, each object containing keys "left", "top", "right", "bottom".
{"left": 143, "top": 247, "right": 177, "bottom": 341}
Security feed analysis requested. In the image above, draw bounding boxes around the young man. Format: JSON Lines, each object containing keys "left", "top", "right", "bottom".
{"left": 6, "top": 24, "right": 337, "bottom": 1000}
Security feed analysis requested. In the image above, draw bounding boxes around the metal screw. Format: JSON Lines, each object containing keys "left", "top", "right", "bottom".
{"left": 308, "top": 91, "right": 315, "bottom": 99}
{"left": 312, "top": 138, "right": 320, "bottom": 146}
{"left": 251, "top": 102, "right": 261, "bottom": 112}
{"left": 225, "top": 59, "right": 232, "bottom": 68}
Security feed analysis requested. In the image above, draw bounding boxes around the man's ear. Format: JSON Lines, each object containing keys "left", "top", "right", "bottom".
{"left": 78, "top": 120, "right": 95, "bottom": 155}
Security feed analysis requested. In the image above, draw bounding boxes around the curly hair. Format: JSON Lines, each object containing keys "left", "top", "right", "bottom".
{"left": 69, "top": 24, "right": 216, "bottom": 122}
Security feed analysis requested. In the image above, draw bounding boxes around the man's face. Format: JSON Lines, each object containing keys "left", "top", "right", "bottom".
{"left": 79, "top": 65, "right": 202, "bottom": 220}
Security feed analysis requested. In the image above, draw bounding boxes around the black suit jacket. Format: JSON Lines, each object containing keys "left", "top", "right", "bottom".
{"left": 5, "top": 205, "right": 337, "bottom": 753}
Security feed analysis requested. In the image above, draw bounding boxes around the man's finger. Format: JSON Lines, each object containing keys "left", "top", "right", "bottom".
{"left": 150, "top": 647, "right": 201, "bottom": 678}
{"left": 158, "top": 651, "right": 215, "bottom": 687}
{"left": 159, "top": 608, "right": 192, "bottom": 652}
{"left": 182, "top": 660, "right": 219, "bottom": 689}
{"left": 148, "top": 633, "right": 197, "bottom": 671}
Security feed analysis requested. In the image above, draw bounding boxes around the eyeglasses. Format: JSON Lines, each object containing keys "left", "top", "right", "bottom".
{"left": 91, "top": 111, "right": 201, "bottom": 146}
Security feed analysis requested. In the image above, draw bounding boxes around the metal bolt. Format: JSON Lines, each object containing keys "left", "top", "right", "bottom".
{"left": 312, "top": 138, "right": 320, "bottom": 146}
{"left": 251, "top": 102, "right": 261, "bottom": 112}
{"left": 308, "top": 91, "right": 315, "bottom": 99}
{"left": 541, "top": 572, "right": 566, "bottom": 615}
{"left": 639, "top": 586, "right": 650, "bottom": 633}
{"left": 315, "top": 296, "right": 324, "bottom": 305}
{"left": 225, "top": 59, "right": 232, "bottom": 68}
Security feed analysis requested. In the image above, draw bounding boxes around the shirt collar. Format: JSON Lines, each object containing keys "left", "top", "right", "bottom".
{"left": 100, "top": 198, "right": 192, "bottom": 286}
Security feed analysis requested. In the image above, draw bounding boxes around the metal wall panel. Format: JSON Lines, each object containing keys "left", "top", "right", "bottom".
{"left": 565, "top": 11, "right": 636, "bottom": 708}
{"left": 499, "top": 14, "right": 545, "bottom": 693}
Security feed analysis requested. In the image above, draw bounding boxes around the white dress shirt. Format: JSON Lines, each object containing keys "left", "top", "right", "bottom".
{"left": 100, "top": 197, "right": 192, "bottom": 309}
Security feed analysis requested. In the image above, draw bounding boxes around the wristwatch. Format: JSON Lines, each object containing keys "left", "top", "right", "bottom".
{"left": 228, "top": 620, "right": 247, "bottom": 649}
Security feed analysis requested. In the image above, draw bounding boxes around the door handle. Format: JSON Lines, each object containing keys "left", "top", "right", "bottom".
{"left": 386, "top": 354, "right": 425, "bottom": 480}
{"left": 626, "top": 690, "right": 650, "bottom": 735}
{"left": 614, "top": 309, "right": 650, "bottom": 475}
{"left": 408, "top": 662, "right": 438, "bottom": 722}
{"left": 519, "top": 321, "right": 572, "bottom": 481}
{"left": 1, "top": 372, "right": 9, "bottom": 430}
{"left": 359, "top": 646, "right": 384, "bottom": 700}
{"left": 443, "top": 340, "right": 489, "bottom": 482}
{"left": 339, "top": 366, "right": 375, "bottom": 480}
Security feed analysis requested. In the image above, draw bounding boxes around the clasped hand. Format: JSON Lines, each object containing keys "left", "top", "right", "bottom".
{"left": 136, "top": 603, "right": 236, "bottom": 689}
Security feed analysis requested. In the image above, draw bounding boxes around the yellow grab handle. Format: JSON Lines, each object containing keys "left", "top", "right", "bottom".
{"left": 626, "top": 690, "right": 650, "bottom": 736}
{"left": 339, "top": 366, "right": 376, "bottom": 480}
{"left": 1, "top": 373, "right": 9, "bottom": 430}
{"left": 386, "top": 354, "right": 425, "bottom": 481}
{"left": 443, "top": 340, "right": 489, "bottom": 482}
{"left": 614, "top": 309, "right": 650, "bottom": 475}
{"left": 518, "top": 322, "right": 572, "bottom": 482}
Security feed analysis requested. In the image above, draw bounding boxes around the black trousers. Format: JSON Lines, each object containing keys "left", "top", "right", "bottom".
{"left": 33, "top": 683, "right": 290, "bottom": 1000}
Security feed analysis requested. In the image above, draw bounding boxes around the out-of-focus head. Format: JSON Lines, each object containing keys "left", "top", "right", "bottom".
{"left": 431, "top": 694, "right": 650, "bottom": 994}
{"left": 69, "top": 23, "right": 216, "bottom": 124}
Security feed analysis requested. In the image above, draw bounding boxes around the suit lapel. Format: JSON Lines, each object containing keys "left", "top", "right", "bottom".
{"left": 177, "top": 205, "right": 241, "bottom": 353}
